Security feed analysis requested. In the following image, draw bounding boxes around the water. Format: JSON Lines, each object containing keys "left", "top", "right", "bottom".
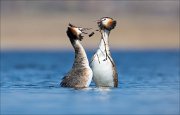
{"left": 1, "top": 50, "right": 179, "bottom": 114}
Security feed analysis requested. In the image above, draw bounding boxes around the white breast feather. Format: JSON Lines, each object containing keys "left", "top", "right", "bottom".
{"left": 90, "top": 51, "right": 114, "bottom": 87}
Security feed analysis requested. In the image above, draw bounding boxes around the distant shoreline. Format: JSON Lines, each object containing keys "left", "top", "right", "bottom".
{"left": 1, "top": 48, "right": 179, "bottom": 53}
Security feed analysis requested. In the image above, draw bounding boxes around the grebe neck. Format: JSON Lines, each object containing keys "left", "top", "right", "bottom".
{"left": 72, "top": 40, "right": 89, "bottom": 68}
{"left": 98, "top": 29, "right": 110, "bottom": 54}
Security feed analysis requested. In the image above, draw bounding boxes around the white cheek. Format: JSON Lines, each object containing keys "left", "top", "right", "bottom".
{"left": 102, "top": 19, "right": 109, "bottom": 25}
{"left": 74, "top": 28, "right": 82, "bottom": 35}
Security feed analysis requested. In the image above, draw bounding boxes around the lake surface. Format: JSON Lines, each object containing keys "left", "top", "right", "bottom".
{"left": 1, "top": 50, "right": 179, "bottom": 114}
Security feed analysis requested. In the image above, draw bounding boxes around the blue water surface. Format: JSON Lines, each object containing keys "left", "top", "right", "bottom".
{"left": 0, "top": 50, "right": 179, "bottom": 114}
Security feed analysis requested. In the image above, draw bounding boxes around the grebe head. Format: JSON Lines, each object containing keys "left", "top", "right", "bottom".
{"left": 67, "top": 23, "right": 90, "bottom": 41}
{"left": 97, "top": 17, "right": 116, "bottom": 31}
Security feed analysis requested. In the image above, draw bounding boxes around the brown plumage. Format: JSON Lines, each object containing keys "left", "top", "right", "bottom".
{"left": 61, "top": 68, "right": 92, "bottom": 88}
{"left": 111, "top": 60, "right": 118, "bottom": 87}
{"left": 60, "top": 24, "right": 93, "bottom": 88}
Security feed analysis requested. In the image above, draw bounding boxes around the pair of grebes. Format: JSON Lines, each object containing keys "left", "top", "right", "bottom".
{"left": 60, "top": 17, "right": 118, "bottom": 88}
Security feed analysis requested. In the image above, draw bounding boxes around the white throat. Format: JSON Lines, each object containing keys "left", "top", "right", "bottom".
{"left": 98, "top": 29, "right": 110, "bottom": 53}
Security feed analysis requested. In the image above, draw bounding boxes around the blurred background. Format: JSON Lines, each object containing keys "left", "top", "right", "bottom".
{"left": 1, "top": 0, "right": 179, "bottom": 50}
{"left": 1, "top": 1, "right": 179, "bottom": 114}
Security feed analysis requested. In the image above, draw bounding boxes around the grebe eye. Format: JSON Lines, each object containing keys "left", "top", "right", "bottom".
{"left": 102, "top": 18, "right": 106, "bottom": 21}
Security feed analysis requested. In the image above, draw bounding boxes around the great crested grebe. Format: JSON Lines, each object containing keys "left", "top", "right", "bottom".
{"left": 90, "top": 17, "right": 118, "bottom": 87}
{"left": 60, "top": 24, "right": 93, "bottom": 88}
